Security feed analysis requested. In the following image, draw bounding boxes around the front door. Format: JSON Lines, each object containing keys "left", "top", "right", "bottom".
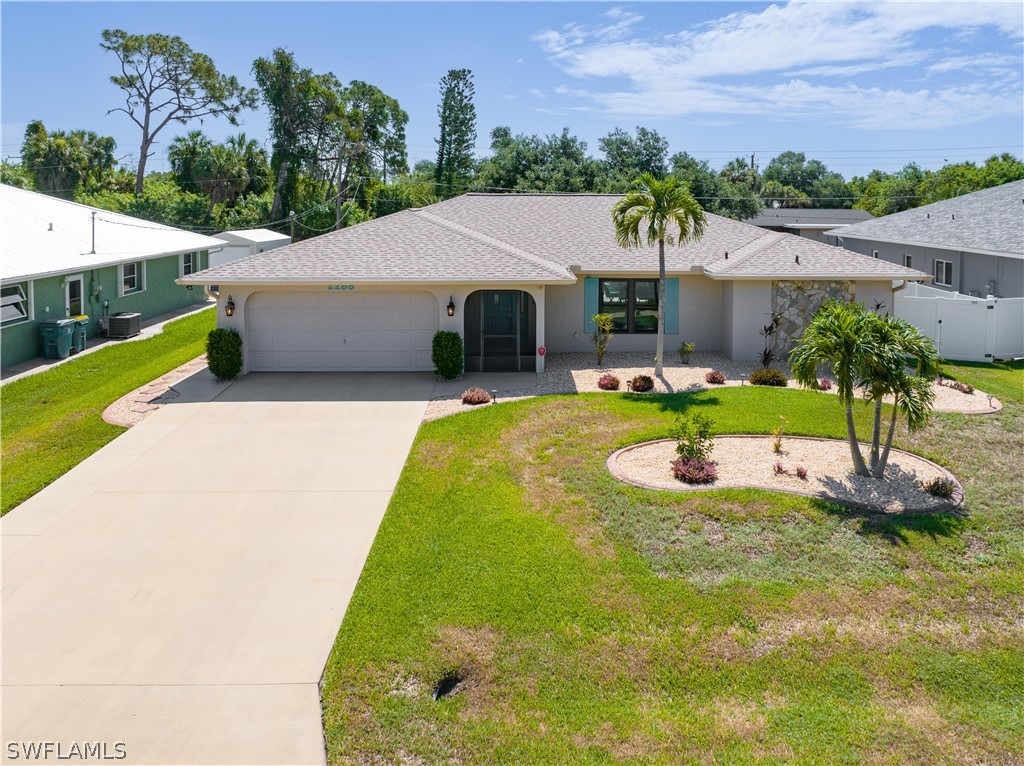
{"left": 65, "top": 275, "right": 83, "bottom": 316}
{"left": 482, "top": 291, "right": 519, "bottom": 372}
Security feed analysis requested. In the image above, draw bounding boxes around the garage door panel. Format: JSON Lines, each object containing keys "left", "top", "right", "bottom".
{"left": 247, "top": 291, "right": 439, "bottom": 372}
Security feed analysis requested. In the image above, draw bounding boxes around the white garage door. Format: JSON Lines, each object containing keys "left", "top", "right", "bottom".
{"left": 248, "top": 291, "right": 438, "bottom": 372}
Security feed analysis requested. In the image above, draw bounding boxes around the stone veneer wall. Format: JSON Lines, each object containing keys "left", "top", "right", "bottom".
{"left": 771, "top": 280, "right": 853, "bottom": 354}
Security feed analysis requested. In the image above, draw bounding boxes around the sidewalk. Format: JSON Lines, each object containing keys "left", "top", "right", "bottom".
{"left": 1, "top": 302, "right": 215, "bottom": 385}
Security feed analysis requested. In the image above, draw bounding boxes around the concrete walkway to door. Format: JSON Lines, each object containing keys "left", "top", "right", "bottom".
{"left": 1, "top": 373, "right": 436, "bottom": 765}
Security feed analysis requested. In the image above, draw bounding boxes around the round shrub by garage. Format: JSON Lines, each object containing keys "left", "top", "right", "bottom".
{"left": 206, "top": 328, "right": 243, "bottom": 381}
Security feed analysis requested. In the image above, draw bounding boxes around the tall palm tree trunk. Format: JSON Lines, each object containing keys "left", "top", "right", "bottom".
{"left": 845, "top": 403, "right": 870, "bottom": 476}
{"left": 869, "top": 400, "right": 883, "bottom": 470}
{"left": 656, "top": 237, "right": 666, "bottom": 377}
{"left": 872, "top": 404, "right": 900, "bottom": 478}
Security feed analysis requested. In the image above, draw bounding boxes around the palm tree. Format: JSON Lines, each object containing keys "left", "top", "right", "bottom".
{"left": 859, "top": 313, "right": 938, "bottom": 477}
{"left": 191, "top": 145, "right": 249, "bottom": 219}
{"left": 168, "top": 131, "right": 213, "bottom": 192}
{"left": 790, "top": 300, "right": 879, "bottom": 476}
{"left": 611, "top": 173, "right": 707, "bottom": 377}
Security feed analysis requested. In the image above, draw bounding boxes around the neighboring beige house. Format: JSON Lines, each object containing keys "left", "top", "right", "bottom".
{"left": 179, "top": 194, "right": 928, "bottom": 374}
{"left": 210, "top": 229, "right": 291, "bottom": 268}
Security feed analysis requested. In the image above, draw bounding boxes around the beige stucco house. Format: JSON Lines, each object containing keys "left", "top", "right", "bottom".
{"left": 179, "top": 194, "right": 928, "bottom": 374}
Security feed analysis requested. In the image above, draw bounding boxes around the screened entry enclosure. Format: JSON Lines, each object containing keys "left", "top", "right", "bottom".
{"left": 464, "top": 290, "right": 537, "bottom": 372}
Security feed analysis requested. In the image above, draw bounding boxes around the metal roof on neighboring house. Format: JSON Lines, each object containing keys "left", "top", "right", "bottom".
{"left": 180, "top": 192, "right": 931, "bottom": 285}
{"left": 1, "top": 184, "right": 226, "bottom": 283}
{"left": 837, "top": 180, "right": 1024, "bottom": 258}
{"left": 743, "top": 208, "right": 874, "bottom": 228}
{"left": 216, "top": 228, "right": 291, "bottom": 245}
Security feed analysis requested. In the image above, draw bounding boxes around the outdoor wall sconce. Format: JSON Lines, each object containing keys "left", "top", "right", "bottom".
{"left": 447, "top": 296, "right": 456, "bottom": 317}
{"left": 224, "top": 296, "right": 236, "bottom": 317}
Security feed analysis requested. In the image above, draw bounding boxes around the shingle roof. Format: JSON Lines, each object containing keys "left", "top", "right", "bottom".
{"left": 837, "top": 180, "right": 1024, "bottom": 258}
{"left": 704, "top": 232, "right": 928, "bottom": 280}
{"left": 181, "top": 192, "right": 931, "bottom": 284}
{"left": 1, "top": 184, "right": 226, "bottom": 282}
{"left": 744, "top": 207, "right": 874, "bottom": 228}
{"left": 187, "top": 206, "right": 574, "bottom": 283}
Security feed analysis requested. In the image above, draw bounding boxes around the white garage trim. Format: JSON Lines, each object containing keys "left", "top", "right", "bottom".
{"left": 247, "top": 290, "right": 439, "bottom": 372}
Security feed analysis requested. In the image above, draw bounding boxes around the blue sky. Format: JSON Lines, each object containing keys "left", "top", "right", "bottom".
{"left": 2, "top": 1, "right": 1022, "bottom": 180}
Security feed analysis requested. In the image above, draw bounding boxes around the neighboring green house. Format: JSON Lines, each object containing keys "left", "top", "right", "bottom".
{"left": 1, "top": 185, "right": 226, "bottom": 369}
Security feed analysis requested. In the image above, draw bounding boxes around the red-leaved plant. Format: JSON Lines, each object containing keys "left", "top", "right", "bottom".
{"left": 817, "top": 377, "right": 833, "bottom": 391}
{"left": 705, "top": 369, "right": 726, "bottom": 385}
{"left": 671, "top": 457, "right": 718, "bottom": 484}
{"left": 461, "top": 387, "right": 492, "bottom": 405}
{"left": 597, "top": 373, "right": 621, "bottom": 391}
{"left": 795, "top": 466, "right": 808, "bottom": 480}
{"left": 630, "top": 374, "right": 655, "bottom": 392}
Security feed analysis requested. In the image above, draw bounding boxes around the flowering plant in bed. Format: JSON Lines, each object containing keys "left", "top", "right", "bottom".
{"left": 630, "top": 374, "right": 655, "bottom": 393}
{"left": 597, "top": 373, "right": 621, "bottom": 391}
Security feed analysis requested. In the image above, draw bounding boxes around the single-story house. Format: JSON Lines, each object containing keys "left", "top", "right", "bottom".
{"left": 744, "top": 207, "right": 874, "bottom": 243}
{"left": 211, "top": 228, "right": 291, "bottom": 268}
{"left": 179, "top": 193, "right": 928, "bottom": 374}
{"left": 835, "top": 180, "right": 1024, "bottom": 298}
{"left": 1, "top": 184, "right": 225, "bottom": 369}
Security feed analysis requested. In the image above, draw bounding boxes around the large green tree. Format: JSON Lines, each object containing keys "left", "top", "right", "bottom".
{"left": 611, "top": 174, "right": 707, "bottom": 377}
{"left": 599, "top": 127, "right": 670, "bottom": 188}
{"left": 474, "top": 126, "right": 601, "bottom": 192}
{"left": 670, "top": 152, "right": 761, "bottom": 220}
{"left": 101, "top": 29, "right": 256, "bottom": 194}
{"left": 434, "top": 69, "right": 477, "bottom": 197}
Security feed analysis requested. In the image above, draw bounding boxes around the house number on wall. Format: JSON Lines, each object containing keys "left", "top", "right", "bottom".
{"left": 327, "top": 285, "right": 356, "bottom": 291}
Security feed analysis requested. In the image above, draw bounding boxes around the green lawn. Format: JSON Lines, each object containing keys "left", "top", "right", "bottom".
{"left": 322, "top": 360, "right": 1023, "bottom": 764}
{"left": 1, "top": 308, "right": 215, "bottom": 514}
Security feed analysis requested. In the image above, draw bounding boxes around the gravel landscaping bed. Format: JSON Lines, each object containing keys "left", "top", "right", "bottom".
{"left": 609, "top": 436, "right": 964, "bottom": 513}
{"left": 422, "top": 352, "right": 999, "bottom": 421}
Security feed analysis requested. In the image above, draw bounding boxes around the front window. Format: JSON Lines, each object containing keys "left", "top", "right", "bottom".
{"left": 934, "top": 259, "right": 953, "bottom": 287}
{"left": 1, "top": 284, "right": 28, "bottom": 325}
{"left": 599, "top": 279, "right": 658, "bottom": 333}
{"left": 122, "top": 262, "right": 142, "bottom": 294}
{"left": 182, "top": 252, "right": 198, "bottom": 276}
{"left": 903, "top": 254, "right": 912, "bottom": 268}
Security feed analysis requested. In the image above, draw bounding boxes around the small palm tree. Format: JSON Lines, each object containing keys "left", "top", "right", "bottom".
{"left": 859, "top": 313, "right": 938, "bottom": 477}
{"left": 790, "top": 300, "right": 879, "bottom": 476}
{"left": 612, "top": 173, "right": 706, "bottom": 377}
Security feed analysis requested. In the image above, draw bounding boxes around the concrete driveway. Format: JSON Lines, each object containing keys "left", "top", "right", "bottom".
{"left": 2, "top": 373, "right": 435, "bottom": 765}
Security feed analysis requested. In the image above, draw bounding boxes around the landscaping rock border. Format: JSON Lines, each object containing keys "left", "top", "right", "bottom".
{"left": 102, "top": 354, "right": 210, "bottom": 427}
{"left": 607, "top": 435, "right": 965, "bottom": 514}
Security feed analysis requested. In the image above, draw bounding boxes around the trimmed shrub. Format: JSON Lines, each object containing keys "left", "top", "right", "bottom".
{"left": 206, "top": 327, "right": 243, "bottom": 381}
{"left": 817, "top": 377, "right": 833, "bottom": 391}
{"left": 705, "top": 369, "right": 726, "bottom": 385}
{"left": 597, "top": 373, "right": 620, "bottom": 391}
{"left": 672, "top": 412, "right": 715, "bottom": 462}
{"left": 630, "top": 374, "right": 654, "bottom": 392}
{"left": 922, "top": 476, "right": 956, "bottom": 498}
{"left": 749, "top": 368, "right": 789, "bottom": 387}
{"left": 432, "top": 331, "right": 464, "bottom": 380}
{"left": 461, "top": 387, "right": 491, "bottom": 405}
{"left": 795, "top": 466, "right": 808, "bottom": 480}
{"left": 671, "top": 457, "right": 718, "bottom": 484}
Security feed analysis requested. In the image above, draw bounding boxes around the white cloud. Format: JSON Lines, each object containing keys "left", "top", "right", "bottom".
{"left": 532, "top": 1, "right": 1024, "bottom": 130}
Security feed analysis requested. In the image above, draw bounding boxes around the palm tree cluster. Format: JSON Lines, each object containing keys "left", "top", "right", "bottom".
{"left": 790, "top": 300, "right": 938, "bottom": 479}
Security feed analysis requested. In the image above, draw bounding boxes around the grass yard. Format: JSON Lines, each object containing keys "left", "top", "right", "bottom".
{"left": 322, "top": 360, "right": 1023, "bottom": 765}
{"left": 1, "top": 308, "right": 215, "bottom": 514}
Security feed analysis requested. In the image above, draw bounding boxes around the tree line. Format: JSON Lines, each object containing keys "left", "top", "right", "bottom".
{"left": 2, "top": 29, "right": 1022, "bottom": 240}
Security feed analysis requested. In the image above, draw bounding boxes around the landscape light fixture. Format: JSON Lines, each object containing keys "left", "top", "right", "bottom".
{"left": 447, "top": 296, "right": 456, "bottom": 317}
{"left": 224, "top": 296, "right": 235, "bottom": 317}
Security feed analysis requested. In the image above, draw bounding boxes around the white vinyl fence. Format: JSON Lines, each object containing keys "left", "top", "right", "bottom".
{"left": 895, "top": 282, "right": 1024, "bottom": 362}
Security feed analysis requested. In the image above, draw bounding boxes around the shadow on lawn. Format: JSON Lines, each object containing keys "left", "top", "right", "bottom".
{"left": 808, "top": 496, "right": 966, "bottom": 547}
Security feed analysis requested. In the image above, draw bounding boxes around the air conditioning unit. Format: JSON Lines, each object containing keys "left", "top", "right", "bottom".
{"left": 106, "top": 312, "right": 142, "bottom": 339}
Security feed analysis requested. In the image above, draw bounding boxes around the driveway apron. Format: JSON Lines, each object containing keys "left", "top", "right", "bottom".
{"left": 2, "top": 372, "right": 435, "bottom": 765}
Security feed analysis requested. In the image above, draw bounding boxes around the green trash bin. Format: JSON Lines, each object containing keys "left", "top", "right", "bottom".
{"left": 38, "top": 318, "right": 76, "bottom": 360}
{"left": 70, "top": 315, "right": 90, "bottom": 354}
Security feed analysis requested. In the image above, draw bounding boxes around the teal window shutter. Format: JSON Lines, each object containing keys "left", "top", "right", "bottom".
{"left": 664, "top": 279, "right": 679, "bottom": 334}
{"left": 584, "top": 278, "right": 599, "bottom": 333}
